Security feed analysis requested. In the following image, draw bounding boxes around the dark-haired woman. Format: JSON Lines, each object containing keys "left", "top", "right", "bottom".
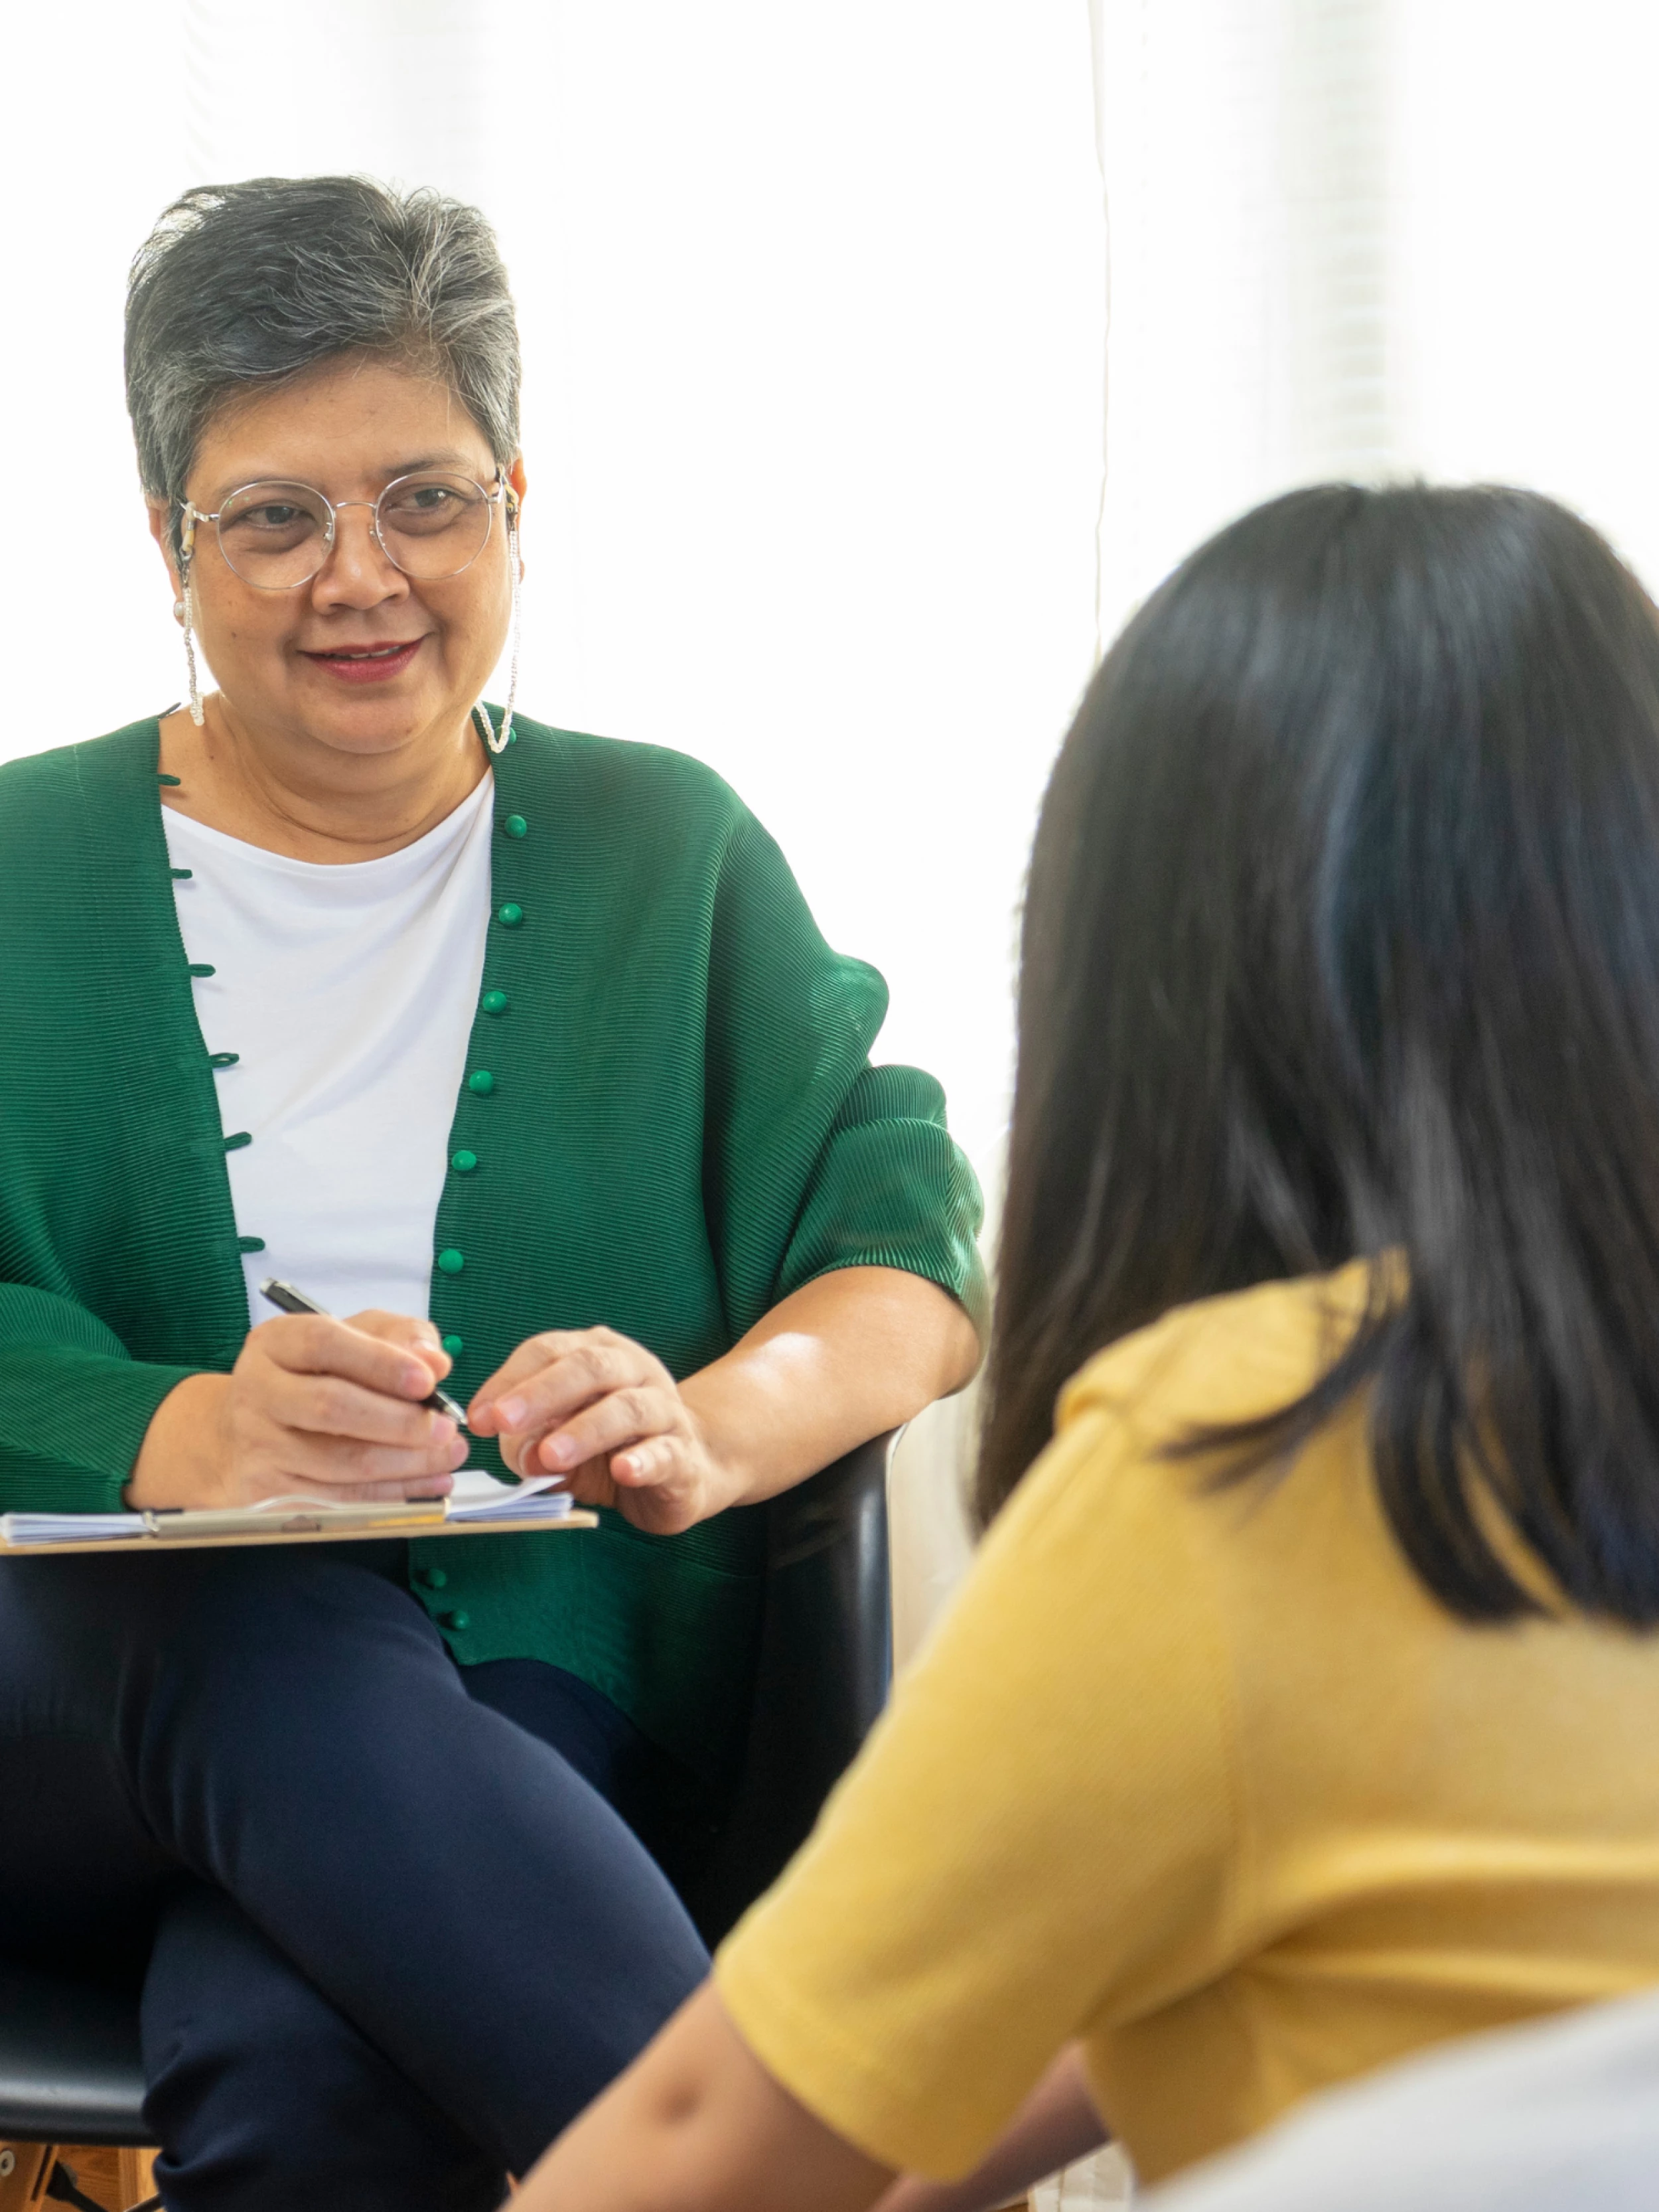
{"left": 515, "top": 482, "right": 1659, "bottom": 2212}
{"left": 0, "top": 177, "right": 981, "bottom": 2211}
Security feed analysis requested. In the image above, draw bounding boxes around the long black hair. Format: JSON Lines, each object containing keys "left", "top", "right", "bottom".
{"left": 979, "top": 482, "right": 1659, "bottom": 1625}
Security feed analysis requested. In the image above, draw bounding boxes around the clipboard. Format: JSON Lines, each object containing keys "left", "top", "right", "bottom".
{"left": 0, "top": 1492, "right": 598, "bottom": 1558}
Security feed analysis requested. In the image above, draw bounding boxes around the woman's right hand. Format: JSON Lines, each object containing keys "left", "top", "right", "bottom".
{"left": 125, "top": 1310, "right": 469, "bottom": 1511}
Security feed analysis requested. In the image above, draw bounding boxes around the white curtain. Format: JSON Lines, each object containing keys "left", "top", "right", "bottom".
{"left": 1091, "top": 0, "right": 1392, "bottom": 646}
{"left": 1093, "top": 0, "right": 1659, "bottom": 642}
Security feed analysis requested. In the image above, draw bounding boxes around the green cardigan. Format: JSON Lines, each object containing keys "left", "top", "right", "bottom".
{"left": 0, "top": 714, "right": 984, "bottom": 1779}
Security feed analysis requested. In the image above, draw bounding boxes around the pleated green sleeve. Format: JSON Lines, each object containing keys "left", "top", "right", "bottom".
{"left": 701, "top": 808, "right": 987, "bottom": 1341}
{"left": 0, "top": 1287, "right": 199, "bottom": 1512}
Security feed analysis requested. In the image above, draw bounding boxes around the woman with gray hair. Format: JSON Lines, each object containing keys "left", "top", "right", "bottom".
{"left": 0, "top": 176, "right": 982, "bottom": 2211}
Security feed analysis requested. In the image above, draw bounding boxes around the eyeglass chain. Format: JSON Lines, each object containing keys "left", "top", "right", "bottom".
{"left": 474, "top": 504, "right": 522, "bottom": 757}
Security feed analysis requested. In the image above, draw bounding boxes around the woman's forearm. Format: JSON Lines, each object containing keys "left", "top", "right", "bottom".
{"left": 681, "top": 1266, "right": 981, "bottom": 1509}
{"left": 515, "top": 1988, "right": 1104, "bottom": 2212}
{"left": 870, "top": 2049, "right": 1108, "bottom": 2212}
{"left": 515, "top": 1982, "right": 894, "bottom": 2212}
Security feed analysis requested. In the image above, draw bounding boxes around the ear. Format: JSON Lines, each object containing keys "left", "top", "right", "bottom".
{"left": 147, "top": 498, "right": 182, "bottom": 596}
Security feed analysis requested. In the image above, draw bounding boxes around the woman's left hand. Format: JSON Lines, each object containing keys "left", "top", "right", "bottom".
{"left": 467, "top": 1327, "right": 733, "bottom": 1534}
{"left": 470, "top": 1270, "right": 978, "bottom": 1541}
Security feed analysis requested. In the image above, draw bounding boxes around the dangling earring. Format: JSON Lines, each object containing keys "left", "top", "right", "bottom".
{"left": 476, "top": 491, "right": 522, "bottom": 758}
{"left": 180, "top": 570, "right": 204, "bottom": 727}
{"left": 175, "top": 506, "right": 206, "bottom": 728}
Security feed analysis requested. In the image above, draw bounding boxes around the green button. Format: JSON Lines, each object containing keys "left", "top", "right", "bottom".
{"left": 188, "top": 963, "right": 216, "bottom": 978}
{"left": 417, "top": 1565, "right": 448, "bottom": 1590}
{"left": 501, "top": 813, "right": 528, "bottom": 839}
{"left": 237, "top": 1234, "right": 265, "bottom": 1253}
{"left": 170, "top": 867, "right": 193, "bottom": 880}
{"left": 209, "top": 1051, "right": 240, "bottom": 1068}
{"left": 441, "top": 1609, "right": 470, "bottom": 1632}
{"left": 496, "top": 903, "right": 524, "bottom": 928}
{"left": 437, "top": 1248, "right": 465, "bottom": 1276}
{"left": 451, "top": 1149, "right": 478, "bottom": 1174}
{"left": 441, "top": 1333, "right": 463, "bottom": 1358}
{"left": 157, "top": 773, "right": 182, "bottom": 786}
{"left": 223, "top": 1131, "right": 252, "bottom": 1151}
{"left": 467, "top": 1069, "right": 495, "bottom": 1096}
{"left": 481, "top": 990, "right": 508, "bottom": 1015}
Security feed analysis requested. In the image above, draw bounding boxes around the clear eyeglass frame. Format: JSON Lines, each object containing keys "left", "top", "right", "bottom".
{"left": 177, "top": 468, "right": 518, "bottom": 590}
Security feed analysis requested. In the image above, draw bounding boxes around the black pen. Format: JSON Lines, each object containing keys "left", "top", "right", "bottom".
{"left": 259, "top": 1277, "right": 469, "bottom": 1429}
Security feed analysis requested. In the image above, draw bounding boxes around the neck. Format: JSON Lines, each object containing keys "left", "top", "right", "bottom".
{"left": 156, "top": 695, "right": 490, "bottom": 862}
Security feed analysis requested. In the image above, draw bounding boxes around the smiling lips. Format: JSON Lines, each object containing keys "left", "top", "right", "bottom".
{"left": 303, "top": 638, "right": 426, "bottom": 684}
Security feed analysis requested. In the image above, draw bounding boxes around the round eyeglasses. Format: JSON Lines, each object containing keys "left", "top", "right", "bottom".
{"left": 179, "top": 471, "right": 515, "bottom": 590}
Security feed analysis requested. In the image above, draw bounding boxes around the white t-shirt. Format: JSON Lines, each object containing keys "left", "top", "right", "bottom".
{"left": 163, "top": 773, "right": 494, "bottom": 1331}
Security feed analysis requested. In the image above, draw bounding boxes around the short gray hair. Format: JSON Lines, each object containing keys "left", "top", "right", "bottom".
{"left": 125, "top": 176, "right": 521, "bottom": 546}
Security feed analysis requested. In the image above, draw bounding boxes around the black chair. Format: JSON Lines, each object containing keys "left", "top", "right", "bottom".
{"left": 0, "top": 1434, "right": 895, "bottom": 2189}
{"left": 690, "top": 1429, "right": 895, "bottom": 1943}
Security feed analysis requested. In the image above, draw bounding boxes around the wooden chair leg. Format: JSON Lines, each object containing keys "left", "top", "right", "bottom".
{"left": 22, "top": 2147, "right": 159, "bottom": 2212}
{"left": 117, "top": 2150, "right": 158, "bottom": 2209}
{"left": 0, "top": 2143, "right": 54, "bottom": 2212}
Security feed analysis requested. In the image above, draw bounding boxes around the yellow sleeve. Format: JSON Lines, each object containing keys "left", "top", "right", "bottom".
{"left": 714, "top": 1403, "right": 1240, "bottom": 2180}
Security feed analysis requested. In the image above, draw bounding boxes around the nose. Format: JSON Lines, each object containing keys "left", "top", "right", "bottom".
{"left": 309, "top": 500, "right": 409, "bottom": 613}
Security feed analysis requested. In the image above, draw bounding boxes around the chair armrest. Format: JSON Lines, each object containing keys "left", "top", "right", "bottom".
{"left": 0, "top": 1960, "right": 146, "bottom": 2146}
{"left": 687, "top": 1432, "right": 896, "bottom": 1945}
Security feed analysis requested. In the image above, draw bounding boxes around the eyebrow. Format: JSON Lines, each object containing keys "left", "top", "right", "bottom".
{"left": 382, "top": 453, "right": 482, "bottom": 477}
{"left": 205, "top": 453, "right": 488, "bottom": 503}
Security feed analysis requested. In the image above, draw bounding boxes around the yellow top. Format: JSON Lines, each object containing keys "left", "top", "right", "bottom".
{"left": 715, "top": 1265, "right": 1659, "bottom": 2185}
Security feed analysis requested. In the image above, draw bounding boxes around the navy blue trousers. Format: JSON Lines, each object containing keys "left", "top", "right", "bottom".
{"left": 0, "top": 1544, "right": 715, "bottom": 2211}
